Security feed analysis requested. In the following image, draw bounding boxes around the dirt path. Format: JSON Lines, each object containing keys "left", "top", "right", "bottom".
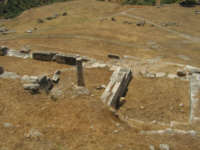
{"left": 120, "top": 12, "right": 200, "bottom": 42}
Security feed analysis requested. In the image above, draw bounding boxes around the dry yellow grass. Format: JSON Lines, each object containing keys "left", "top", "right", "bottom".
{"left": 1, "top": 0, "right": 200, "bottom": 149}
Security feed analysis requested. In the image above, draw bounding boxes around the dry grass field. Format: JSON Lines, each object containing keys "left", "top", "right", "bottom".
{"left": 0, "top": 0, "right": 200, "bottom": 149}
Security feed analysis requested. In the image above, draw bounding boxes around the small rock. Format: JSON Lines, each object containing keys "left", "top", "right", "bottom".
{"left": 37, "top": 18, "right": 44, "bottom": 23}
{"left": 108, "top": 54, "right": 120, "bottom": 59}
{"left": 123, "top": 21, "right": 133, "bottom": 24}
{"left": 52, "top": 73, "right": 60, "bottom": 83}
{"left": 151, "top": 120, "right": 157, "bottom": 124}
{"left": 177, "top": 71, "right": 186, "bottom": 77}
{"left": 149, "top": 145, "right": 155, "bottom": 150}
{"left": 46, "top": 16, "right": 54, "bottom": 20}
{"left": 156, "top": 72, "right": 166, "bottom": 78}
{"left": 113, "top": 130, "right": 119, "bottom": 133}
{"left": 3, "top": 122, "right": 13, "bottom": 128}
{"left": 111, "top": 17, "right": 116, "bottom": 21}
{"left": 26, "top": 29, "right": 32, "bottom": 33}
{"left": 24, "top": 128, "right": 42, "bottom": 139}
{"left": 23, "top": 83, "right": 40, "bottom": 91}
{"left": 145, "top": 72, "right": 156, "bottom": 78}
{"left": 62, "top": 12, "right": 67, "bottom": 16}
{"left": 159, "top": 144, "right": 170, "bottom": 150}
{"left": 55, "top": 70, "right": 61, "bottom": 75}
{"left": 179, "top": 103, "right": 184, "bottom": 107}
{"left": 140, "top": 106, "right": 145, "bottom": 110}
{"left": 116, "top": 123, "right": 120, "bottom": 127}
{"left": 136, "top": 20, "right": 145, "bottom": 26}
{"left": 96, "top": 84, "right": 106, "bottom": 90}
{"left": 20, "top": 46, "right": 31, "bottom": 54}
{"left": 168, "top": 74, "right": 177, "bottom": 79}
{"left": 0, "top": 27, "right": 8, "bottom": 32}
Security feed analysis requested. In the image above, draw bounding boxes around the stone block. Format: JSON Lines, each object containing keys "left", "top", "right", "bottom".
{"left": 55, "top": 54, "right": 79, "bottom": 65}
{"left": 108, "top": 54, "right": 120, "bottom": 59}
{"left": 0, "top": 46, "right": 8, "bottom": 56}
{"left": 32, "top": 51, "right": 57, "bottom": 61}
{"left": 101, "top": 67, "right": 132, "bottom": 109}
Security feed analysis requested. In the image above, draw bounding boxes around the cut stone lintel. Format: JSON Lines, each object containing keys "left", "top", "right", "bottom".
{"left": 101, "top": 67, "right": 132, "bottom": 109}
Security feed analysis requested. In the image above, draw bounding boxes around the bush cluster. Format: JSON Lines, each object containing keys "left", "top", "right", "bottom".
{"left": 0, "top": 0, "right": 70, "bottom": 19}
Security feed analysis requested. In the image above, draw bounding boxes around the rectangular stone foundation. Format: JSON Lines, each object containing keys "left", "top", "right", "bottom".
{"left": 101, "top": 67, "right": 132, "bottom": 109}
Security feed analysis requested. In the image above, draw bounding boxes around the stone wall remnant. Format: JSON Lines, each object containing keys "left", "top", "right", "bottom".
{"left": 76, "top": 58, "right": 85, "bottom": 86}
{"left": 101, "top": 67, "right": 132, "bottom": 109}
{"left": 32, "top": 51, "right": 57, "bottom": 61}
{"left": 54, "top": 53, "right": 79, "bottom": 65}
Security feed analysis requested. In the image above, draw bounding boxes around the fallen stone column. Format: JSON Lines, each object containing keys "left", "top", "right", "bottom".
{"left": 101, "top": 67, "right": 132, "bottom": 109}
{"left": 190, "top": 73, "right": 200, "bottom": 124}
{"left": 32, "top": 51, "right": 57, "bottom": 61}
{"left": 76, "top": 58, "right": 85, "bottom": 86}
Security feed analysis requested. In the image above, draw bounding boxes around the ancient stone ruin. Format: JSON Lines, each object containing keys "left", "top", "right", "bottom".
{"left": 0, "top": 46, "right": 8, "bottom": 56}
{"left": 101, "top": 67, "right": 132, "bottom": 109}
{"left": 76, "top": 57, "right": 85, "bottom": 87}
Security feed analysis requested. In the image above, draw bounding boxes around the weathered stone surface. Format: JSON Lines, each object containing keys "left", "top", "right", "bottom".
{"left": 0, "top": 27, "right": 8, "bottom": 32}
{"left": 177, "top": 71, "right": 186, "bottom": 77}
{"left": 168, "top": 74, "right": 177, "bottom": 79}
{"left": 76, "top": 58, "right": 85, "bottom": 86}
{"left": 0, "top": 72, "right": 20, "bottom": 79}
{"left": 136, "top": 20, "right": 145, "bottom": 26}
{"left": 52, "top": 74, "right": 60, "bottom": 83}
{"left": 190, "top": 73, "right": 200, "bottom": 123}
{"left": 0, "top": 66, "right": 4, "bottom": 75}
{"left": 149, "top": 145, "right": 155, "bottom": 150}
{"left": 32, "top": 51, "right": 56, "bottom": 61}
{"left": 155, "top": 72, "right": 166, "bottom": 78}
{"left": 38, "top": 76, "right": 53, "bottom": 92}
{"left": 7, "top": 49, "right": 30, "bottom": 59}
{"left": 101, "top": 67, "right": 132, "bottom": 109}
{"left": 23, "top": 83, "right": 40, "bottom": 94}
{"left": 20, "top": 46, "right": 31, "bottom": 54}
{"left": 21, "top": 75, "right": 39, "bottom": 83}
{"left": 108, "top": 54, "right": 120, "bottom": 59}
{"left": 0, "top": 46, "right": 8, "bottom": 56}
{"left": 24, "top": 128, "right": 42, "bottom": 139}
{"left": 159, "top": 144, "right": 170, "bottom": 150}
{"left": 54, "top": 53, "right": 79, "bottom": 65}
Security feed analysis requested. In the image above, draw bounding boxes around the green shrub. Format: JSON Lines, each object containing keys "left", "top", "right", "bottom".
{"left": 0, "top": 0, "right": 71, "bottom": 19}
{"left": 122, "top": 0, "right": 156, "bottom": 5}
